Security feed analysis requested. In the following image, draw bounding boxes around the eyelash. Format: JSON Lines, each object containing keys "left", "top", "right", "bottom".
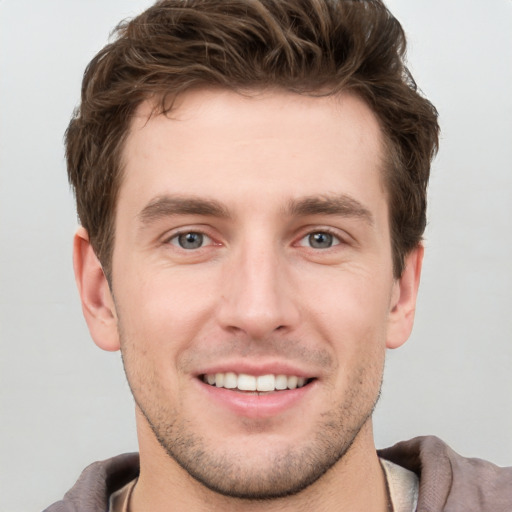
{"left": 165, "top": 227, "right": 345, "bottom": 252}
{"left": 166, "top": 230, "right": 215, "bottom": 250}
{"left": 296, "top": 229, "right": 343, "bottom": 250}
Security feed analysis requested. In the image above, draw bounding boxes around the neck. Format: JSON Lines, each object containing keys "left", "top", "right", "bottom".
{"left": 131, "top": 415, "right": 389, "bottom": 512}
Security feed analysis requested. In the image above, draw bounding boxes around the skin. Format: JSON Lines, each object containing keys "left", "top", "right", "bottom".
{"left": 74, "top": 89, "right": 422, "bottom": 511}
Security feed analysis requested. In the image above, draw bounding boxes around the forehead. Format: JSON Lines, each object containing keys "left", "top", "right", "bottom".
{"left": 120, "top": 89, "right": 386, "bottom": 214}
{"left": 128, "top": 89, "right": 383, "bottom": 152}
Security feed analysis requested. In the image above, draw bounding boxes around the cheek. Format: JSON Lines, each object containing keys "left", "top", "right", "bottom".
{"left": 118, "top": 262, "right": 214, "bottom": 325}
{"left": 299, "top": 267, "right": 391, "bottom": 386}
{"left": 115, "top": 266, "right": 220, "bottom": 376}
{"left": 302, "top": 266, "right": 392, "bottom": 337}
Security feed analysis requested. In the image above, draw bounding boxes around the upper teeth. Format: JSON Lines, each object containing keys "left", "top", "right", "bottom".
{"left": 203, "top": 373, "right": 307, "bottom": 391}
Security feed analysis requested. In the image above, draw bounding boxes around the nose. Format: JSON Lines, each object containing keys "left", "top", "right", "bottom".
{"left": 216, "top": 241, "right": 300, "bottom": 339}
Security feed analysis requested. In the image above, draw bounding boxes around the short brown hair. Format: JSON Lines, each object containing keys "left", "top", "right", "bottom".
{"left": 66, "top": 0, "right": 439, "bottom": 279}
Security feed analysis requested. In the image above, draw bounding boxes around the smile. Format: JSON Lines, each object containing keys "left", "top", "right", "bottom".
{"left": 201, "top": 372, "right": 312, "bottom": 392}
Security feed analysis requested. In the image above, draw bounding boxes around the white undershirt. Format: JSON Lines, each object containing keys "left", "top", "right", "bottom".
{"left": 109, "top": 459, "right": 419, "bottom": 512}
{"left": 381, "top": 458, "right": 419, "bottom": 512}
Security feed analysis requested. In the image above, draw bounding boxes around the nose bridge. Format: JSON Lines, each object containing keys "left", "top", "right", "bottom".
{"left": 218, "top": 233, "right": 298, "bottom": 337}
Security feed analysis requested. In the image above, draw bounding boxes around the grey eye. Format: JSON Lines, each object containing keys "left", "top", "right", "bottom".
{"left": 308, "top": 232, "right": 334, "bottom": 249}
{"left": 174, "top": 232, "right": 205, "bottom": 249}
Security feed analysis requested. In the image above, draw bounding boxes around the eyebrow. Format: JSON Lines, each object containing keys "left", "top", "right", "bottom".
{"left": 286, "top": 194, "right": 374, "bottom": 225}
{"left": 138, "top": 193, "right": 373, "bottom": 225}
{"left": 138, "top": 195, "right": 230, "bottom": 224}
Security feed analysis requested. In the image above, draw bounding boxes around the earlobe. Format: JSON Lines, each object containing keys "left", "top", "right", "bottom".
{"left": 386, "top": 245, "right": 424, "bottom": 349}
{"left": 73, "top": 227, "right": 120, "bottom": 352}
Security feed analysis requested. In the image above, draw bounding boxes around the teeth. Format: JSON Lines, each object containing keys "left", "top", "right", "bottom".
{"left": 215, "top": 373, "right": 224, "bottom": 387}
{"left": 287, "top": 376, "right": 298, "bottom": 389}
{"left": 203, "top": 372, "right": 309, "bottom": 391}
{"left": 257, "top": 374, "right": 275, "bottom": 392}
{"left": 275, "top": 374, "right": 288, "bottom": 390}
{"left": 238, "top": 374, "right": 256, "bottom": 391}
{"left": 224, "top": 372, "right": 237, "bottom": 389}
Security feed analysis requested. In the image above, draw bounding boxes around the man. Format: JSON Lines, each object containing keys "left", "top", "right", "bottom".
{"left": 45, "top": 0, "right": 511, "bottom": 511}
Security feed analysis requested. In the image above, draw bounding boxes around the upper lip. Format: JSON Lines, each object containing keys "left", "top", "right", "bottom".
{"left": 195, "top": 361, "right": 316, "bottom": 379}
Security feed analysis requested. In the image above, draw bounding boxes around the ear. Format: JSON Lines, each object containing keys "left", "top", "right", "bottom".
{"left": 386, "top": 244, "right": 424, "bottom": 349}
{"left": 73, "top": 227, "right": 120, "bottom": 351}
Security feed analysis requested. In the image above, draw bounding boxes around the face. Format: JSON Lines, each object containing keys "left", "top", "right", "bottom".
{"left": 77, "top": 89, "right": 420, "bottom": 500}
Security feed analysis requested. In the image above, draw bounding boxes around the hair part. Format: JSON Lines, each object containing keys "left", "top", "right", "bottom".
{"left": 66, "top": 0, "right": 439, "bottom": 280}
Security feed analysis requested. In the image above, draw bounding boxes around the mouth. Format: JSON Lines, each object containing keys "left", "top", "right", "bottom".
{"left": 200, "top": 372, "right": 315, "bottom": 393}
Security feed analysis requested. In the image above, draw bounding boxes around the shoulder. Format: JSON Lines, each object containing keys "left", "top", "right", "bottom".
{"left": 43, "top": 453, "right": 140, "bottom": 512}
{"left": 378, "top": 436, "right": 512, "bottom": 512}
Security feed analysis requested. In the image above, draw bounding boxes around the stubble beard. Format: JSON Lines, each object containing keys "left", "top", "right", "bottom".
{"left": 123, "top": 349, "right": 383, "bottom": 501}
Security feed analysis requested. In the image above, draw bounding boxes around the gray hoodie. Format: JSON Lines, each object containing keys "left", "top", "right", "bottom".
{"left": 44, "top": 436, "right": 512, "bottom": 512}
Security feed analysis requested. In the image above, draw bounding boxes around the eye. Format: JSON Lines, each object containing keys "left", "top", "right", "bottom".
{"left": 169, "top": 232, "right": 212, "bottom": 250}
{"left": 299, "top": 231, "right": 340, "bottom": 249}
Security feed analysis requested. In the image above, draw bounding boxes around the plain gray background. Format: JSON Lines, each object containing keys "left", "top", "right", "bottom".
{"left": 1, "top": 1, "right": 511, "bottom": 510}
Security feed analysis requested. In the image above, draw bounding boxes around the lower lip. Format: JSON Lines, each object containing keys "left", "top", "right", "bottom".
{"left": 197, "top": 379, "right": 315, "bottom": 419}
